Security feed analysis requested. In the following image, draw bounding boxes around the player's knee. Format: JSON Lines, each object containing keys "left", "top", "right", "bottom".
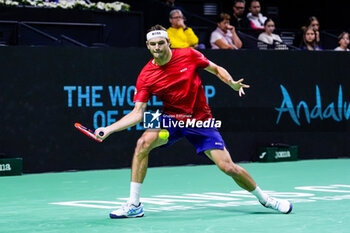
{"left": 135, "top": 137, "right": 153, "bottom": 155}
{"left": 135, "top": 138, "right": 149, "bottom": 153}
{"left": 219, "top": 162, "right": 242, "bottom": 177}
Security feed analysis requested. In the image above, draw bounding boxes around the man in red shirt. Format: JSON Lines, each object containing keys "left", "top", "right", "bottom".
{"left": 95, "top": 25, "right": 292, "bottom": 218}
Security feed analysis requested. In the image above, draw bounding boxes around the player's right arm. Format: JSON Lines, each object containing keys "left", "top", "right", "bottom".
{"left": 95, "top": 101, "right": 147, "bottom": 140}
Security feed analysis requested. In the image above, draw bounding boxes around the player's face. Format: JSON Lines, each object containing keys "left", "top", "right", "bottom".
{"left": 147, "top": 37, "right": 169, "bottom": 59}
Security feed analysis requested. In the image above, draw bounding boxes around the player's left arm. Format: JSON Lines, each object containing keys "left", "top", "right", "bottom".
{"left": 204, "top": 61, "right": 250, "bottom": 97}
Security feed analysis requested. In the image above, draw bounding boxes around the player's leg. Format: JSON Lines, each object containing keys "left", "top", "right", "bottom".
{"left": 205, "top": 148, "right": 292, "bottom": 214}
{"left": 131, "top": 128, "right": 167, "bottom": 184}
{"left": 110, "top": 128, "right": 168, "bottom": 219}
{"left": 205, "top": 148, "right": 256, "bottom": 191}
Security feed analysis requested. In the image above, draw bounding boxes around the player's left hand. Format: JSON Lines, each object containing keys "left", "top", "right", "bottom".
{"left": 229, "top": 78, "right": 250, "bottom": 97}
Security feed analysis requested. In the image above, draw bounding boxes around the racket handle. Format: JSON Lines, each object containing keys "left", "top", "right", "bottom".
{"left": 99, "top": 132, "right": 104, "bottom": 137}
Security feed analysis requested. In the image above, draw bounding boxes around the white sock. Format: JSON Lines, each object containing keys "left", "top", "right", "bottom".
{"left": 129, "top": 182, "right": 142, "bottom": 206}
{"left": 250, "top": 186, "right": 269, "bottom": 204}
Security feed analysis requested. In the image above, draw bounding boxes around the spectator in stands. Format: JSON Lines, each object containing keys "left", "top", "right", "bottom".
{"left": 210, "top": 13, "right": 242, "bottom": 49}
{"left": 164, "top": 0, "right": 175, "bottom": 7}
{"left": 167, "top": 9, "right": 199, "bottom": 48}
{"left": 334, "top": 32, "right": 350, "bottom": 51}
{"left": 307, "top": 16, "right": 320, "bottom": 43}
{"left": 258, "top": 19, "right": 286, "bottom": 49}
{"left": 246, "top": 0, "right": 267, "bottom": 30}
{"left": 159, "top": 0, "right": 184, "bottom": 12}
{"left": 300, "top": 26, "right": 322, "bottom": 51}
{"left": 231, "top": 0, "right": 250, "bottom": 28}
{"left": 296, "top": 16, "right": 321, "bottom": 49}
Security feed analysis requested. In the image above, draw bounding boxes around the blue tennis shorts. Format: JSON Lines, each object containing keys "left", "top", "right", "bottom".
{"left": 160, "top": 115, "right": 226, "bottom": 156}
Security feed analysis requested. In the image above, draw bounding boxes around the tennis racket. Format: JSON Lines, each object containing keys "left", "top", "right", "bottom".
{"left": 74, "top": 123, "right": 104, "bottom": 142}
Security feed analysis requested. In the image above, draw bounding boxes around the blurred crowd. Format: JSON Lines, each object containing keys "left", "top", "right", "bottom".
{"left": 159, "top": 0, "right": 349, "bottom": 51}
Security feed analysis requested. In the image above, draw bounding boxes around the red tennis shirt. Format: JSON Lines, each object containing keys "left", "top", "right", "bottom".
{"left": 133, "top": 47, "right": 212, "bottom": 121}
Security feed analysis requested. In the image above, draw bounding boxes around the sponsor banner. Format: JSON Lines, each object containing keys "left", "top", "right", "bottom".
{"left": 257, "top": 146, "right": 298, "bottom": 162}
{"left": 0, "top": 158, "right": 23, "bottom": 176}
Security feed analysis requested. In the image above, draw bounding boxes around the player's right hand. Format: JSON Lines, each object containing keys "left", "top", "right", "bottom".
{"left": 95, "top": 127, "right": 109, "bottom": 141}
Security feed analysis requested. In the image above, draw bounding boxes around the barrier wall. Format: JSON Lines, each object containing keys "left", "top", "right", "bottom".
{"left": 0, "top": 7, "right": 144, "bottom": 47}
{"left": 1, "top": 47, "right": 350, "bottom": 173}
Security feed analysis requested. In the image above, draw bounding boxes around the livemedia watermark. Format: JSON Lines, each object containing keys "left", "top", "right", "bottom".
{"left": 143, "top": 110, "right": 222, "bottom": 129}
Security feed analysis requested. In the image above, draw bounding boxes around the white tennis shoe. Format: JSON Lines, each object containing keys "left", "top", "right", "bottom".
{"left": 260, "top": 197, "right": 293, "bottom": 214}
{"left": 109, "top": 202, "right": 144, "bottom": 219}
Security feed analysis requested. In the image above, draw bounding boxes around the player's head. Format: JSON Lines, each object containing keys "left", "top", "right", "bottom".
{"left": 146, "top": 25, "right": 171, "bottom": 59}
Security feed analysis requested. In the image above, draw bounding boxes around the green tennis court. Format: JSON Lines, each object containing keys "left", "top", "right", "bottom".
{"left": 1, "top": 159, "right": 350, "bottom": 233}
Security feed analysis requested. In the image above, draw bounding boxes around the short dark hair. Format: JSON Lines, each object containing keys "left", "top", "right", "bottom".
{"left": 249, "top": 0, "right": 260, "bottom": 7}
{"left": 216, "top": 13, "right": 231, "bottom": 23}
{"left": 264, "top": 18, "right": 274, "bottom": 26}
{"left": 233, "top": 0, "right": 245, "bottom": 5}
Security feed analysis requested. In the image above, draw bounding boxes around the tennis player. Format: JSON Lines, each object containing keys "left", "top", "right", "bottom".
{"left": 95, "top": 25, "right": 292, "bottom": 218}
